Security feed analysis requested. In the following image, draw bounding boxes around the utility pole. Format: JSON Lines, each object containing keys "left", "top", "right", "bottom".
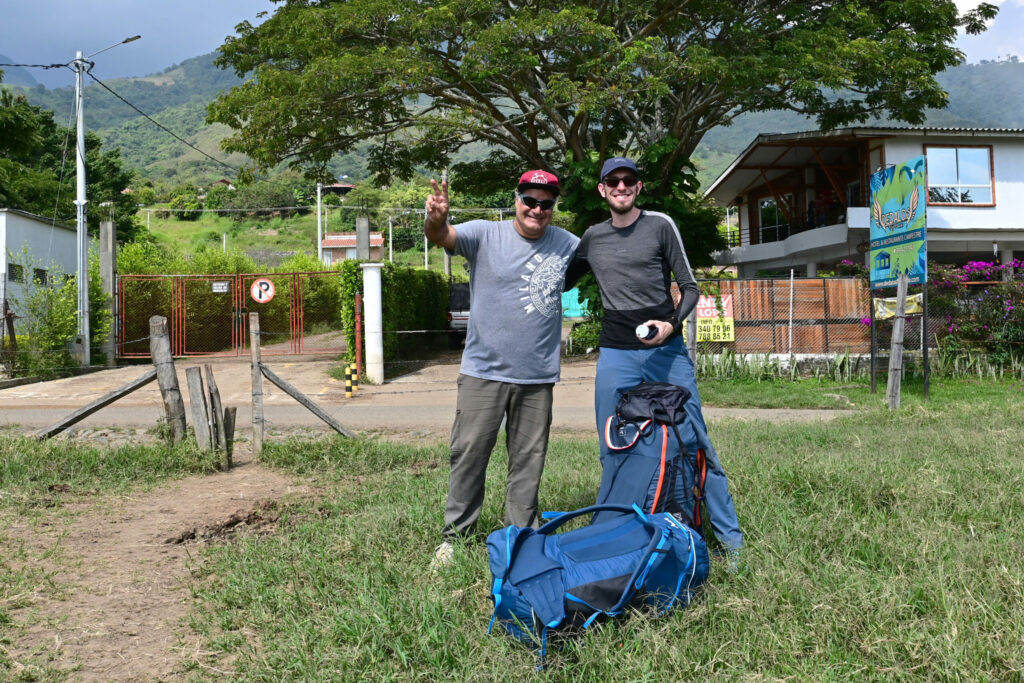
{"left": 71, "top": 35, "right": 140, "bottom": 367}
{"left": 74, "top": 50, "right": 90, "bottom": 367}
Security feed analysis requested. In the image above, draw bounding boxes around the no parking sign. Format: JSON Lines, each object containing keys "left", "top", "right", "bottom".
{"left": 250, "top": 278, "right": 275, "bottom": 303}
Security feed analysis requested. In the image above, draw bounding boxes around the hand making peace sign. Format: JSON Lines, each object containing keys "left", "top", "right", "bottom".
{"left": 424, "top": 178, "right": 457, "bottom": 249}
{"left": 425, "top": 178, "right": 450, "bottom": 225}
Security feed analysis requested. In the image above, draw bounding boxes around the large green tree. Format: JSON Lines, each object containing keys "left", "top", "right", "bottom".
{"left": 0, "top": 86, "right": 142, "bottom": 242}
{"left": 208, "top": 0, "right": 996, "bottom": 261}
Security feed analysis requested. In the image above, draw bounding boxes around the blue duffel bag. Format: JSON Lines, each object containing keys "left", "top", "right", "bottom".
{"left": 486, "top": 503, "right": 709, "bottom": 659}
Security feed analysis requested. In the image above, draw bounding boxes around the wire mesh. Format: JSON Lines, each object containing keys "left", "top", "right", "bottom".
{"left": 117, "top": 272, "right": 349, "bottom": 359}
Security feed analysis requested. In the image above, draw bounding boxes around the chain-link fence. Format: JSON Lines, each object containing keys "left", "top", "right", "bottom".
{"left": 118, "top": 272, "right": 347, "bottom": 359}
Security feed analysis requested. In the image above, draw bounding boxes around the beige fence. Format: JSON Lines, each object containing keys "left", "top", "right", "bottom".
{"left": 694, "top": 278, "right": 871, "bottom": 355}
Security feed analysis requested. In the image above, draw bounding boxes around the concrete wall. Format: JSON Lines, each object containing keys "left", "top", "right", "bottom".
{"left": 1, "top": 209, "right": 77, "bottom": 314}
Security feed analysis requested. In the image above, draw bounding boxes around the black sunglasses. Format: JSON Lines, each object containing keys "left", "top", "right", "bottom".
{"left": 603, "top": 175, "right": 639, "bottom": 188}
{"left": 517, "top": 193, "right": 556, "bottom": 211}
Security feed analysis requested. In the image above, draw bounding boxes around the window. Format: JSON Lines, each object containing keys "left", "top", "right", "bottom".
{"left": 758, "top": 195, "right": 792, "bottom": 242}
{"left": 33, "top": 268, "right": 47, "bottom": 285}
{"left": 7, "top": 263, "right": 24, "bottom": 283}
{"left": 926, "top": 146, "right": 994, "bottom": 205}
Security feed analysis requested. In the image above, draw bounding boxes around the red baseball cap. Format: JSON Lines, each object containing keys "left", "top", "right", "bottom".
{"left": 517, "top": 169, "right": 560, "bottom": 196}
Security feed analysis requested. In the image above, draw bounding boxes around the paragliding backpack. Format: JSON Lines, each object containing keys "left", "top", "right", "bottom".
{"left": 595, "top": 382, "right": 709, "bottom": 535}
{"left": 486, "top": 503, "right": 709, "bottom": 660}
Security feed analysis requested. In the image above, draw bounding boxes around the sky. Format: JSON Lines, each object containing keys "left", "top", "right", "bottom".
{"left": 0, "top": 0, "right": 276, "bottom": 88}
{"left": 0, "top": 0, "right": 1020, "bottom": 90}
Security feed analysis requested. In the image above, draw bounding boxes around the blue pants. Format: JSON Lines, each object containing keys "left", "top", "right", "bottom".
{"left": 595, "top": 337, "right": 743, "bottom": 549}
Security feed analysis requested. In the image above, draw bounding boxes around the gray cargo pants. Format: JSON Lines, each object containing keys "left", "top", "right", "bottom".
{"left": 442, "top": 374, "right": 554, "bottom": 541}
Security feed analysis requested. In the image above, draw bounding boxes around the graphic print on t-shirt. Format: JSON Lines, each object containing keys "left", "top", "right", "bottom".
{"left": 519, "top": 253, "right": 568, "bottom": 317}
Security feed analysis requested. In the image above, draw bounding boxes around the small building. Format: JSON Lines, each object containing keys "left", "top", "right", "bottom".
{"left": 704, "top": 127, "right": 1024, "bottom": 278}
{"left": 320, "top": 232, "right": 384, "bottom": 265}
{"left": 322, "top": 183, "right": 356, "bottom": 197}
{"left": 1, "top": 208, "right": 77, "bottom": 315}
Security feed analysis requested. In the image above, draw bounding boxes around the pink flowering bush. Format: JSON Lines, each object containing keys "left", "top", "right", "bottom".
{"left": 931, "top": 260, "right": 1024, "bottom": 364}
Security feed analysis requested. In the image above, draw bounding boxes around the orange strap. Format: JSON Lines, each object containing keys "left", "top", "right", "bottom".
{"left": 650, "top": 424, "right": 668, "bottom": 513}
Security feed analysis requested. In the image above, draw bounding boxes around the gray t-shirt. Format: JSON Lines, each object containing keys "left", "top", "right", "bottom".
{"left": 449, "top": 219, "right": 579, "bottom": 383}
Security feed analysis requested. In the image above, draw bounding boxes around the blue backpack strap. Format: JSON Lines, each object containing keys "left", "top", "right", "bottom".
{"left": 509, "top": 535, "right": 565, "bottom": 629}
{"left": 602, "top": 506, "right": 673, "bottom": 615}
{"left": 535, "top": 503, "right": 647, "bottom": 535}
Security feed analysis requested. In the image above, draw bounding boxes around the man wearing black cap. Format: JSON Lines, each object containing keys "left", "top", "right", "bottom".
{"left": 567, "top": 157, "right": 744, "bottom": 568}
{"left": 424, "top": 170, "right": 579, "bottom": 567}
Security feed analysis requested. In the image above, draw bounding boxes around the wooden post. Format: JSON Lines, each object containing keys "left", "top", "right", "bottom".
{"left": 205, "top": 364, "right": 229, "bottom": 469}
{"left": 186, "top": 367, "right": 212, "bottom": 450}
{"left": 886, "top": 273, "right": 909, "bottom": 410}
{"left": 260, "top": 363, "right": 355, "bottom": 438}
{"left": 250, "top": 312, "right": 265, "bottom": 458}
{"left": 2, "top": 300, "right": 16, "bottom": 353}
{"left": 149, "top": 315, "right": 186, "bottom": 443}
{"left": 34, "top": 368, "right": 157, "bottom": 440}
{"left": 223, "top": 406, "right": 237, "bottom": 467}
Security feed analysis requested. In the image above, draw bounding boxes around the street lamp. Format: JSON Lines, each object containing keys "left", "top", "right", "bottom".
{"left": 388, "top": 210, "right": 416, "bottom": 263}
{"left": 72, "top": 35, "right": 140, "bottom": 366}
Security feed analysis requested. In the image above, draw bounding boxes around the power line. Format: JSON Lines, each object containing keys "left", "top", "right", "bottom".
{"left": 0, "top": 62, "right": 71, "bottom": 70}
{"left": 84, "top": 72, "right": 241, "bottom": 175}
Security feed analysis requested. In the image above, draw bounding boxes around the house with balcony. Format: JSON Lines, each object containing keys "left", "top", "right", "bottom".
{"left": 704, "top": 127, "right": 1024, "bottom": 279}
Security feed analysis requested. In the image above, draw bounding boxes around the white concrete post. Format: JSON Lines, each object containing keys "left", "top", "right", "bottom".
{"left": 360, "top": 262, "right": 385, "bottom": 384}
{"left": 317, "top": 182, "right": 323, "bottom": 264}
{"left": 1000, "top": 246, "right": 1015, "bottom": 281}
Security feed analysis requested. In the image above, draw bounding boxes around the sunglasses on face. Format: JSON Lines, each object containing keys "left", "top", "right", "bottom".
{"left": 517, "top": 193, "right": 556, "bottom": 211}
{"left": 603, "top": 175, "right": 639, "bottom": 188}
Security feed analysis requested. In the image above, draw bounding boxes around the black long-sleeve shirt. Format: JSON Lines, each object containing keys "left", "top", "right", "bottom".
{"left": 566, "top": 210, "right": 699, "bottom": 349}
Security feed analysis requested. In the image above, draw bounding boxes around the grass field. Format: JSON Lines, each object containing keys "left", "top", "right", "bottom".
{"left": 3, "top": 378, "right": 1023, "bottom": 679}
{"left": 184, "top": 378, "right": 1023, "bottom": 679}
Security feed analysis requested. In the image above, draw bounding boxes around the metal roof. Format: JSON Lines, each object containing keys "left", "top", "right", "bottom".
{"left": 703, "top": 126, "right": 1024, "bottom": 205}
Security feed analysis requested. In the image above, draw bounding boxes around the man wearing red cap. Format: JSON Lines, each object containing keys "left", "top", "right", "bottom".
{"left": 424, "top": 170, "right": 578, "bottom": 567}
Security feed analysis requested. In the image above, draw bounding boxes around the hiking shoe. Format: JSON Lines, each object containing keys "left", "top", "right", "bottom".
{"left": 725, "top": 547, "right": 742, "bottom": 575}
{"left": 431, "top": 541, "right": 454, "bottom": 570}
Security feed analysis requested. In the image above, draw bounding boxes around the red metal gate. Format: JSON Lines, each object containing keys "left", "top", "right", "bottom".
{"left": 117, "top": 272, "right": 347, "bottom": 358}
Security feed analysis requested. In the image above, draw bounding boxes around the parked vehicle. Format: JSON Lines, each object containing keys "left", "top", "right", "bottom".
{"left": 447, "top": 281, "right": 470, "bottom": 348}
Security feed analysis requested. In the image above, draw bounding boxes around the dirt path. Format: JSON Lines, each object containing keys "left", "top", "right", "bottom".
{"left": 4, "top": 446, "right": 311, "bottom": 681}
{"left": 0, "top": 356, "right": 847, "bottom": 679}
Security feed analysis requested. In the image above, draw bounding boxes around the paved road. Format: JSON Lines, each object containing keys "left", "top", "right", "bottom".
{"left": 0, "top": 355, "right": 842, "bottom": 440}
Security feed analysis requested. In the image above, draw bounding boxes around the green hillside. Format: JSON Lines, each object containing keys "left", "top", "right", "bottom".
{"left": 7, "top": 52, "right": 1024, "bottom": 192}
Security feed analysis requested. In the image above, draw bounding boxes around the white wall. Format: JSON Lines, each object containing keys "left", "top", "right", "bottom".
{"left": 1, "top": 210, "right": 78, "bottom": 313}
{"left": 883, "top": 136, "right": 1024, "bottom": 231}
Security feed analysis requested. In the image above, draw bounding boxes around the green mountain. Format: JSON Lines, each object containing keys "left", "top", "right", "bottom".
{"left": 0, "top": 54, "right": 39, "bottom": 87}
{"left": 6, "top": 52, "right": 1024, "bottom": 190}
{"left": 693, "top": 60, "right": 1024, "bottom": 186}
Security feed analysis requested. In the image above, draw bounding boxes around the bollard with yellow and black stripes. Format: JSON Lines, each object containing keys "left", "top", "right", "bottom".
{"left": 350, "top": 363, "right": 360, "bottom": 391}
{"left": 344, "top": 364, "right": 353, "bottom": 398}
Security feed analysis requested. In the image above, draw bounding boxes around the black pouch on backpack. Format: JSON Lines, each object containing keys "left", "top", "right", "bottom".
{"left": 615, "top": 382, "right": 691, "bottom": 424}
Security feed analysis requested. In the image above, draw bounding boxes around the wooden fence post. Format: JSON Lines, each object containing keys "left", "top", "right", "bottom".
{"left": 149, "top": 315, "right": 186, "bottom": 443}
{"left": 185, "top": 367, "right": 212, "bottom": 450}
{"left": 250, "top": 312, "right": 264, "bottom": 458}
{"left": 886, "top": 273, "right": 909, "bottom": 410}
{"left": 205, "top": 364, "right": 229, "bottom": 470}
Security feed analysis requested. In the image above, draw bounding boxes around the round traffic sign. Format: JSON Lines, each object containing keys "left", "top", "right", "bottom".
{"left": 250, "top": 277, "right": 275, "bottom": 303}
